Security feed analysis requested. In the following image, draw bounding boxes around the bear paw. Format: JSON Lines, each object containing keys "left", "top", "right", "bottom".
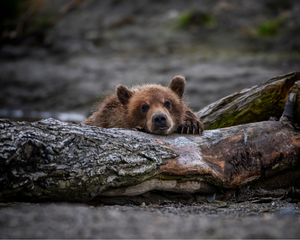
{"left": 131, "top": 126, "right": 144, "bottom": 132}
{"left": 177, "top": 120, "right": 204, "bottom": 134}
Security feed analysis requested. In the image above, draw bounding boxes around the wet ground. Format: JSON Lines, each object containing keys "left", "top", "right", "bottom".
{"left": 1, "top": 200, "right": 300, "bottom": 238}
{"left": 1, "top": 0, "right": 300, "bottom": 238}
{"left": 1, "top": 53, "right": 299, "bottom": 116}
{"left": 1, "top": 0, "right": 300, "bottom": 120}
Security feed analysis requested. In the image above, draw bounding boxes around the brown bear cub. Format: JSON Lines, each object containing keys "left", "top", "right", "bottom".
{"left": 83, "top": 76, "right": 204, "bottom": 135}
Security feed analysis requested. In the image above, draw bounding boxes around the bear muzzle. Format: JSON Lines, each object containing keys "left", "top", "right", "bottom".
{"left": 153, "top": 113, "right": 169, "bottom": 128}
{"left": 151, "top": 113, "right": 172, "bottom": 134}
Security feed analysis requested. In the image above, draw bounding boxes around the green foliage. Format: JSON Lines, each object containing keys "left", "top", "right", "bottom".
{"left": 256, "top": 19, "right": 281, "bottom": 36}
{"left": 178, "top": 11, "right": 193, "bottom": 28}
{"left": 255, "top": 14, "right": 287, "bottom": 37}
{"left": 178, "top": 10, "right": 216, "bottom": 29}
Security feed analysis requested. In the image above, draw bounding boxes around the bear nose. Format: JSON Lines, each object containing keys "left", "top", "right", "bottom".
{"left": 152, "top": 113, "right": 167, "bottom": 126}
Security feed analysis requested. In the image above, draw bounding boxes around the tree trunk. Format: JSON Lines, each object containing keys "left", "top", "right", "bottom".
{"left": 1, "top": 73, "right": 300, "bottom": 203}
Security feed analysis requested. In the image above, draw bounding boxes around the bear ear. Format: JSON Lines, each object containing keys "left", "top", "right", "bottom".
{"left": 168, "top": 75, "right": 186, "bottom": 99}
{"left": 116, "top": 85, "right": 133, "bottom": 105}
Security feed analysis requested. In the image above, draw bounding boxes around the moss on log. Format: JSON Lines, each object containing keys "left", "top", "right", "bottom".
{"left": 198, "top": 71, "right": 300, "bottom": 129}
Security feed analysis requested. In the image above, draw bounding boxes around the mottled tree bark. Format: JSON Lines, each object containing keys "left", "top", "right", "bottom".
{"left": 0, "top": 114, "right": 299, "bottom": 202}
{"left": 1, "top": 73, "right": 300, "bottom": 203}
{"left": 0, "top": 119, "right": 177, "bottom": 202}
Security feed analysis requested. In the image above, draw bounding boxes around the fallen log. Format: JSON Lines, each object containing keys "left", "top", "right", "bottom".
{"left": 0, "top": 74, "right": 300, "bottom": 203}
{"left": 198, "top": 71, "right": 300, "bottom": 129}
{"left": 0, "top": 97, "right": 299, "bottom": 202}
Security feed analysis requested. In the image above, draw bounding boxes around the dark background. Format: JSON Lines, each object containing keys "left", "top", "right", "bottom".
{"left": 0, "top": 0, "right": 300, "bottom": 120}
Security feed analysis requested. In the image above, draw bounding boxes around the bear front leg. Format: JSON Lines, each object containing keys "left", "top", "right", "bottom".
{"left": 177, "top": 110, "right": 204, "bottom": 134}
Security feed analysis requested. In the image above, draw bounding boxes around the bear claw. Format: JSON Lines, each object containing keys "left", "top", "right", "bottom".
{"left": 132, "top": 126, "right": 144, "bottom": 131}
{"left": 177, "top": 120, "right": 204, "bottom": 135}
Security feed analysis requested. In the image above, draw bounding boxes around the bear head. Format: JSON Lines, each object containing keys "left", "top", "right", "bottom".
{"left": 116, "top": 76, "right": 186, "bottom": 135}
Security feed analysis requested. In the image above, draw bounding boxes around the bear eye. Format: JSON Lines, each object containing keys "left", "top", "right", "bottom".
{"left": 141, "top": 104, "right": 149, "bottom": 112}
{"left": 164, "top": 101, "right": 171, "bottom": 109}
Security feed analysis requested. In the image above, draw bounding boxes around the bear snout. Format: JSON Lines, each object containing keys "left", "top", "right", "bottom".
{"left": 152, "top": 113, "right": 167, "bottom": 127}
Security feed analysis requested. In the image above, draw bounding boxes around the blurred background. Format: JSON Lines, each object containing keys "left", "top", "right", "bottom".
{"left": 0, "top": 0, "right": 299, "bottom": 122}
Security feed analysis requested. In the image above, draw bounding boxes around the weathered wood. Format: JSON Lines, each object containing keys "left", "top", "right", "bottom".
{"left": 101, "top": 119, "right": 300, "bottom": 198}
{"left": 1, "top": 73, "right": 300, "bottom": 203}
{"left": 0, "top": 115, "right": 299, "bottom": 202}
{"left": 197, "top": 71, "right": 300, "bottom": 129}
{"left": 0, "top": 119, "right": 176, "bottom": 202}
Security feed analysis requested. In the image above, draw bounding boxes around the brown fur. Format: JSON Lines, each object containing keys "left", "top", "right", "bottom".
{"left": 83, "top": 76, "right": 204, "bottom": 135}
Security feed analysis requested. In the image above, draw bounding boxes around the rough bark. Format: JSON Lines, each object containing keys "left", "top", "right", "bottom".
{"left": 1, "top": 73, "right": 300, "bottom": 203}
{"left": 197, "top": 71, "right": 300, "bottom": 129}
{"left": 1, "top": 115, "right": 299, "bottom": 202}
{"left": 0, "top": 119, "right": 177, "bottom": 202}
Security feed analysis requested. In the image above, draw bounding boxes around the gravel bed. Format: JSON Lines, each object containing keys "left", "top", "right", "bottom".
{"left": 1, "top": 200, "right": 300, "bottom": 239}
